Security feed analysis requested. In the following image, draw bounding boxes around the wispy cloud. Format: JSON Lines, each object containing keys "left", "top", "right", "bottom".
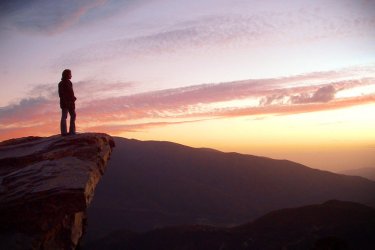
{"left": 60, "top": 3, "right": 375, "bottom": 65}
{"left": 0, "top": 0, "right": 162, "bottom": 35}
{"left": 26, "top": 79, "right": 134, "bottom": 101}
{"left": 260, "top": 85, "right": 337, "bottom": 105}
{"left": 83, "top": 79, "right": 372, "bottom": 123}
{"left": 0, "top": 79, "right": 133, "bottom": 127}
{"left": 0, "top": 0, "right": 108, "bottom": 35}
{"left": 208, "top": 95, "right": 375, "bottom": 118}
{"left": 74, "top": 80, "right": 135, "bottom": 101}
{"left": 0, "top": 97, "right": 55, "bottom": 125}
{"left": 84, "top": 119, "right": 212, "bottom": 134}
{"left": 291, "top": 85, "right": 336, "bottom": 104}
{"left": 1, "top": 66, "right": 374, "bottom": 140}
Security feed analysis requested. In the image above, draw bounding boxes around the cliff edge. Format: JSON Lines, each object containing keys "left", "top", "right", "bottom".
{"left": 0, "top": 133, "right": 115, "bottom": 250}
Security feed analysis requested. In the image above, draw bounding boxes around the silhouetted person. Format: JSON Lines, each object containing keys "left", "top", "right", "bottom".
{"left": 58, "top": 69, "right": 76, "bottom": 136}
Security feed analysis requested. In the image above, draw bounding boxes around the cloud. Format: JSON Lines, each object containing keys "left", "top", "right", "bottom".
{"left": 0, "top": 79, "right": 134, "bottom": 126}
{"left": 76, "top": 68, "right": 375, "bottom": 121}
{"left": 0, "top": 0, "right": 108, "bottom": 35}
{"left": 84, "top": 119, "right": 212, "bottom": 134}
{"left": 0, "top": 0, "right": 162, "bottom": 35}
{"left": 27, "top": 83, "right": 57, "bottom": 98}
{"left": 207, "top": 95, "right": 375, "bottom": 119}
{"left": 59, "top": 4, "right": 375, "bottom": 65}
{"left": 1, "top": 67, "right": 374, "bottom": 141}
{"left": 309, "top": 85, "right": 337, "bottom": 103}
{"left": 0, "top": 121, "right": 57, "bottom": 140}
{"left": 26, "top": 79, "right": 134, "bottom": 101}
{"left": 74, "top": 80, "right": 135, "bottom": 101}
{"left": 290, "top": 85, "right": 336, "bottom": 104}
{"left": 0, "top": 97, "right": 56, "bottom": 125}
{"left": 63, "top": 75, "right": 375, "bottom": 124}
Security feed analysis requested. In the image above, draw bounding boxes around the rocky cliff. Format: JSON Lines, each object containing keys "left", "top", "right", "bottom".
{"left": 0, "top": 133, "right": 114, "bottom": 250}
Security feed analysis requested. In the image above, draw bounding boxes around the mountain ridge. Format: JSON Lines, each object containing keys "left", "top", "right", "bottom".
{"left": 85, "top": 200, "right": 375, "bottom": 250}
{"left": 85, "top": 137, "right": 375, "bottom": 243}
{"left": 339, "top": 167, "right": 375, "bottom": 181}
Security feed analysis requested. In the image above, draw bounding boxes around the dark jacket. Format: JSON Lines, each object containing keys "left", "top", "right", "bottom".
{"left": 58, "top": 79, "right": 76, "bottom": 109}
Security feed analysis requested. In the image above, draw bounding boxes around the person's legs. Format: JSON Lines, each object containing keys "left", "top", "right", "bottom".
{"left": 68, "top": 107, "right": 76, "bottom": 135}
{"left": 60, "top": 108, "right": 68, "bottom": 135}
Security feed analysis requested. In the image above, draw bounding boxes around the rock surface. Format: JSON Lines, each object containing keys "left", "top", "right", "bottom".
{"left": 0, "top": 133, "right": 114, "bottom": 250}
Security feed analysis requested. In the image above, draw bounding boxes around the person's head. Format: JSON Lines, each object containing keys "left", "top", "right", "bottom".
{"left": 61, "top": 69, "right": 72, "bottom": 80}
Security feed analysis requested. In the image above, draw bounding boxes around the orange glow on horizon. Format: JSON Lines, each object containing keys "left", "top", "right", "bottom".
{"left": 113, "top": 103, "right": 375, "bottom": 172}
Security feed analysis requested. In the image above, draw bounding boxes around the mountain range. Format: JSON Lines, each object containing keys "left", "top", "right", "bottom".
{"left": 85, "top": 200, "right": 375, "bottom": 249}
{"left": 339, "top": 167, "right": 375, "bottom": 181}
{"left": 84, "top": 137, "right": 375, "bottom": 245}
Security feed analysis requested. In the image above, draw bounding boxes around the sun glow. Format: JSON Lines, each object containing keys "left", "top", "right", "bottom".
{"left": 120, "top": 103, "right": 375, "bottom": 171}
{"left": 336, "top": 84, "right": 375, "bottom": 98}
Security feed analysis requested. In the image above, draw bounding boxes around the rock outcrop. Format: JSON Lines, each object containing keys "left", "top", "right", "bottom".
{"left": 0, "top": 133, "right": 114, "bottom": 250}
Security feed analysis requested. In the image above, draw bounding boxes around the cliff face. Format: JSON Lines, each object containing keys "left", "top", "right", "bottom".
{"left": 0, "top": 133, "right": 114, "bottom": 250}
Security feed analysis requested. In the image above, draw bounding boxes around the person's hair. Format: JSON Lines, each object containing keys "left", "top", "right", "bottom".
{"left": 61, "top": 69, "right": 71, "bottom": 80}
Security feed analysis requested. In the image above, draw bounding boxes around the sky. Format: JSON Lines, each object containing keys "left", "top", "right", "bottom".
{"left": 1, "top": 0, "right": 375, "bottom": 172}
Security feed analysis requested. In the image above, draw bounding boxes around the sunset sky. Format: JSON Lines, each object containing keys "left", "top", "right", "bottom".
{"left": 1, "top": 0, "right": 375, "bottom": 171}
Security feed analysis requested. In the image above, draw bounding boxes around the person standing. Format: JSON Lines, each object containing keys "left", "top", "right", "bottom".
{"left": 58, "top": 69, "right": 76, "bottom": 136}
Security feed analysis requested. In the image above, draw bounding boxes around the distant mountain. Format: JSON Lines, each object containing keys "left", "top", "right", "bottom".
{"left": 339, "top": 167, "right": 375, "bottom": 181}
{"left": 84, "top": 137, "right": 375, "bottom": 243}
{"left": 85, "top": 200, "right": 375, "bottom": 250}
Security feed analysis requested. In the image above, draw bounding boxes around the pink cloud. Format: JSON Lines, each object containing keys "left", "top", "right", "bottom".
{"left": 1, "top": 68, "right": 374, "bottom": 141}
{"left": 61, "top": 6, "right": 375, "bottom": 65}
{"left": 83, "top": 119, "right": 212, "bottom": 134}
{"left": 290, "top": 85, "right": 336, "bottom": 104}
{"left": 208, "top": 95, "right": 375, "bottom": 118}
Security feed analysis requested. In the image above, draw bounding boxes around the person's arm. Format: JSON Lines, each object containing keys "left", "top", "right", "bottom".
{"left": 71, "top": 85, "right": 77, "bottom": 101}
{"left": 68, "top": 82, "right": 76, "bottom": 102}
{"left": 58, "top": 82, "right": 63, "bottom": 99}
